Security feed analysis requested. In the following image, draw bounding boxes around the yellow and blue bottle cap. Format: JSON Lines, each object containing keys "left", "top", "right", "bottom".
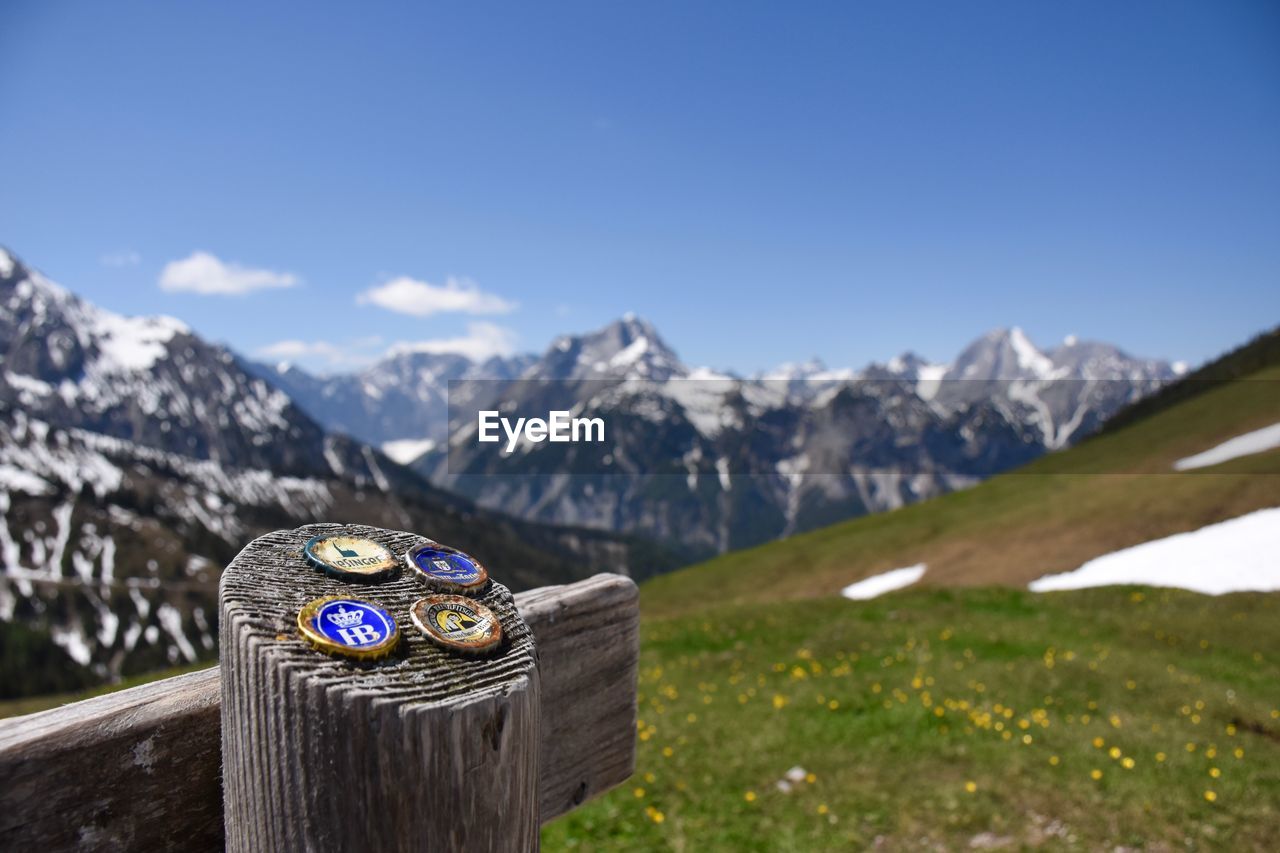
{"left": 409, "top": 594, "right": 502, "bottom": 655}
{"left": 404, "top": 543, "right": 489, "bottom": 593}
{"left": 304, "top": 535, "right": 398, "bottom": 582}
{"left": 297, "top": 596, "right": 400, "bottom": 660}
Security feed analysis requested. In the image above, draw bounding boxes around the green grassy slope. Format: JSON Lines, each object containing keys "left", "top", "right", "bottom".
{"left": 641, "top": 364, "right": 1279, "bottom": 619}
{"left": 546, "top": 587, "right": 1280, "bottom": 850}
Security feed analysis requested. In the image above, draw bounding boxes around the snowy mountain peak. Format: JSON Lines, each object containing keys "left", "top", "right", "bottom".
{"left": 1008, "top": 327, "right": 1055, "bottom": 377}
{"left": 947, "top": 327, "right": 1059, "bottom": 382}
{"left": 607, "top": 313, "right": 665, "bottom": 348}
{"left": 760, "top": 358, "right": 828, "bottom": 381}
{"left": 884, "top": 351, "right": 939, "bottom": 378}
{"left": 0, "top": 247, "right": 324, "bottom": 475}
{"left": 2, "top": 250, "right": 192, "bottom": 376}
{"left": 529, "top": 315, "right": 686, "bottom": 381}
{"left": 1045, "top": 337, "right": 1177, "bottom": 382}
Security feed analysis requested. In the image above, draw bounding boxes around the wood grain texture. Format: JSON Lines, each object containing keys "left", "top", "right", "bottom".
{"left": 220, "top": 523, "right": 540, "bottom": 853}
{"left": 0, "top": 667, "right": 223, "bottom": 851}
{"left": 0, "top": 559, "right": 638, "bottom": 851}
{"left": 517, "top": 574, "right": 640, "bottom": 822}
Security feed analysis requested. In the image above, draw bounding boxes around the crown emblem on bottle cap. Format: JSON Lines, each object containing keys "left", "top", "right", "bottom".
{"left": 304, "top": 535, "right": 398, "bottom": 582}
{"left": 409, "top": 595, "right": 502, "bottom": 655}
{"left": 297, "top": 596, "right": 400, "bottom": 660}
{"left": 325, "top": 604, "right": 365, "bottom": 628}
{"left": 404, "top": 543, "right": 489, "bottom": 593}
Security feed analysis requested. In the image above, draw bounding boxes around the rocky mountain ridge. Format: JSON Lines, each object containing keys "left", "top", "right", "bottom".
{"left": 261, "top": 309, "right": 1181, "bottom": 555}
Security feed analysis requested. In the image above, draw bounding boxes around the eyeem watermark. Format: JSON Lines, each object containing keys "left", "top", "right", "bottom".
{"left": 478, "top": 410, "right": 605, "bottom": 454}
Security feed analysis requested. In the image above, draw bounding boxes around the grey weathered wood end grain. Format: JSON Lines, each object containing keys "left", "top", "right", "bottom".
{"left": 0, "top": 558, "right": 638, "bottom": 851}
{"left": 220, "top": 523, "right": 539, "bottom": 853}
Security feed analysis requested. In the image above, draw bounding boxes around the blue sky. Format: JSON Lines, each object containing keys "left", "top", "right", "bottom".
{"left": 1, "top": 1, "right": 1277, "bottom": 374}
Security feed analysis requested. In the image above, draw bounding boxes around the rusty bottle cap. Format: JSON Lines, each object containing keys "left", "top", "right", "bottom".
{"left": 304, "top": 535, "right": 398, "bottom": 582}
{"left": 409, "top": 594, "right": 503, "bottom": 655}
{"left": 404, "top": 542, "right": 490, "bottom": 594}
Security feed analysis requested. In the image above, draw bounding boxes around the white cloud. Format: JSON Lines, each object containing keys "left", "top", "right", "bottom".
{"left": 100, "top": 250, "right": 141, "bottom": 267}
{"left": 356, "top": 276, "right": 515, "bottom": 317}
{"left": 257, "top": 340, "right": 342, "bottom": 360}
{"left": 256, "top": 336, "right": 383, "bottom": 369}
{"left": 388, "top": 322, "right": 518, "bottom": 361}
{"left": 159, "top": 250, "right": 298, "bottom": 295}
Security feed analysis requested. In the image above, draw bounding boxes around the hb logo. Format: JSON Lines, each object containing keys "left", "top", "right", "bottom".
{"left": 337, "top": 625, "right": 381, "bottom": 645}
{"left": 326, "top": 604, "right": 380, "bottom": 645}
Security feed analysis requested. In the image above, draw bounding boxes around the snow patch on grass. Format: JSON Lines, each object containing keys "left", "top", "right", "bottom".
{"left": 1173, "top": 422, "right": 1280, "bottom": 471}
{"left": 1030, "top": 507, "right": 1280, "bottom": 595}
{"left": 841, "top": 563, "right": 926, "bottom": 600}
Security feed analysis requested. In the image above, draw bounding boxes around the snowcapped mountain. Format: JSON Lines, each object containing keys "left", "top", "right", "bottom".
{"left": 0, "top": 247, "right": 672, "bottom": 696}
{"left": 400, "top": 319, "right": 1179, "bottom": 555}
{"left": 244, "top": 294, "right": 1180, "bottom": 560}
{"left": 932, "top": 328, "right": 1180, "bottom": 449}
{"left": 948, "top": 326, "right": 1061, "bottom": 382}
{"left": 0, "top": 251, "right": 321, "bottom": 474}
{"left": 249, "top": 350, "right": 535, "bottom": 463}
{"left": 252, "top": 313, "right": 683, "bottom": 465}
{"left": 526, "top": 313, "right": 687, "bottom": 382}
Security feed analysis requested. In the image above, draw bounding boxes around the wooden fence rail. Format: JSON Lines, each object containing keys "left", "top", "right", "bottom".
{"left": 0, "top": 572, "right": 639, "bottom": 851}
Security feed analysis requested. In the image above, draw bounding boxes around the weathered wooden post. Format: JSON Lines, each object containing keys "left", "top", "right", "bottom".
{"left": 0, "top": 563, "right": 637, "bottom": 850}
{"left": 220, "top": 522, "right": 548, "bottom": 852}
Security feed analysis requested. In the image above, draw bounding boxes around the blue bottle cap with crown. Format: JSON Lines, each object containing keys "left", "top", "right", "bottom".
{"left": 297, "top": 596, "right": 400, "bottom": 660}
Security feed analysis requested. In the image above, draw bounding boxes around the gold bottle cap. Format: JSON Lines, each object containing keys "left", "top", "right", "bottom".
{"left": 297, "top": 596, "right": 400, "bottom": 660}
